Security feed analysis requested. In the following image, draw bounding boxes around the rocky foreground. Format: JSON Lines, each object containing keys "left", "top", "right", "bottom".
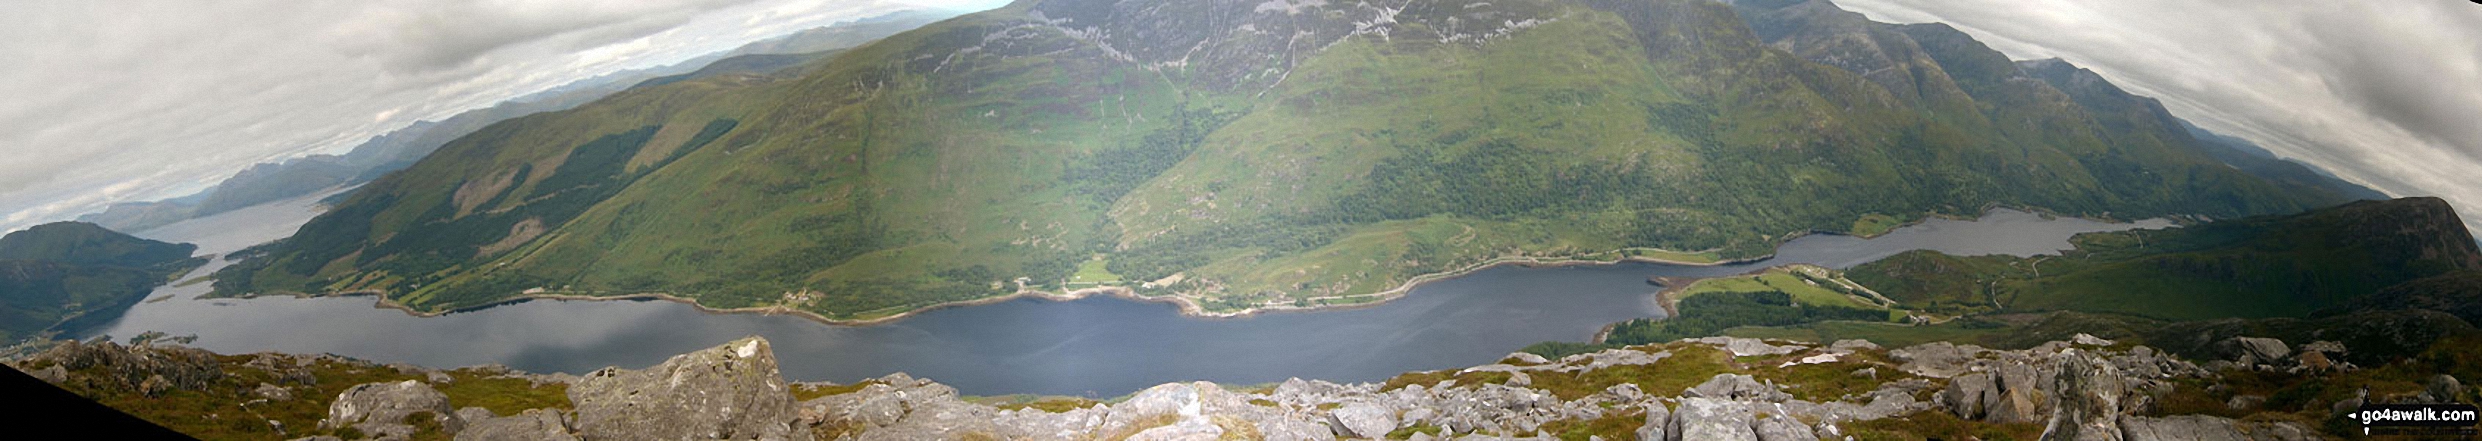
{"left": 12, "top": 333, "right": 2477, "bottom": 440}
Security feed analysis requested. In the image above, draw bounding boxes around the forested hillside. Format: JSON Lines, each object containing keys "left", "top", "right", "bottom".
{"left": 216, "top": 0, "right": 2356, "bottom": 321}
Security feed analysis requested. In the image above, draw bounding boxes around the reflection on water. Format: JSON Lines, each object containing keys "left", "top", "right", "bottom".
{"left": 88, "top": 201, "right": 2166, "bottom": 396}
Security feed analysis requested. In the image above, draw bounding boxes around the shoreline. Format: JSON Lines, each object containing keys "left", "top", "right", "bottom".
{"left": 230, "top": 245, "right": 1763, "bottom": 327}
{"left": 223, "top": 205, "right": 2161, "bottom": 327}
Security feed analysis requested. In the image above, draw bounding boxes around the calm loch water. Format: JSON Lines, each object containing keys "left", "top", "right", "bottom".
{"left": 89, "top": 194, "right": 2167, "bottom": 396}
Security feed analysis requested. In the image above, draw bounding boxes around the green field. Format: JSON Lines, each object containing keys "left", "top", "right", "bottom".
{"left": 1067, "top": 256, "right": 1122, "bottom": 286}
{"left": 1848, "top": 213, "right": 1902, "bottom": 238}
{"left": 1676, "top": 266, "right": 1878, "bottom": 310}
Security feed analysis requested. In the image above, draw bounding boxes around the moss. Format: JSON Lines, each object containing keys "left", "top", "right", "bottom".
{"left": 1530, "top": 345, "right": 1733, "bottom": 401}
{"left": 1387, "top": 423, "right": 1445, "bottom": 439}
{"left": 996, "top": 398, "right": 1103, "bottom": 413}
{"left": 1746, "top": 348, "right": 1913, "bottom": 402}
{"left": 1100, "top": 413, "right": 1181, "bottom": 441}
{"left": 1847, "top": 410, "right": 2042, "bottom": 440}
{"left": 436, "top": 370, "right": 570, "bottom": 415}
{"left": 1212, "top": 415, "right": 1261, "bottom": 440}
{"left": 792, "top": 381, "right": 878, "bottom": 401}
{"left": 1538, "top": 410, "right": 1644, "bottom": 441}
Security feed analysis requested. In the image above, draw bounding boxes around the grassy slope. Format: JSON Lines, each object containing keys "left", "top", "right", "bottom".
{"left": 0, "top": 222, "right": 204, "bottom": 344}
{"left": 216, "top": 0, "right": 2355, "bottom": 320}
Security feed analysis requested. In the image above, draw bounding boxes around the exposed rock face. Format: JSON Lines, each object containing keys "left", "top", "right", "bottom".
{"left": 1890, "top": 341, "right": 1986, "bottom": 378}
{"left": 2224, "top": 337, "right": 2291, "bottom": 366}
{"left": 1329, "top": 402, "right": 1397, "bottom": 438}
{"left": 24, "top": 339, "right": 224, "bottom": 394}
{"left": 2117, "top": 414, "right": 2318, "bottom": 441}
{"left": 567, "top": 336, "right": 805, "bottom": 440}
{"left": 323, "top": 380, "right": 462, "bottom": 439}
{"left": 196, "top": 335, "right": 2325, "bottom": 441}
{"left": 256, "top": 383, "right": 294, "bottom": 402}
{"left": 457, "top": 409, "right": 578, "bottom": 441}
{"left": 1670, "top": 398, "right": 1758, "bottom": 441}
{"left": 1690, "top": 337, "right": 1804, "bottom": 357}
{"left": 1753, "top": 414, "right": 1819, "bottom": 441}
{"left": 2038, "top": 350, "right": 2125, "bottom": 441}
{"left": 1686, "top": 374, "right": 1790, "bottom": 402}
{"left": 1636, "top": 402, "right": 1670, "bottom": 441}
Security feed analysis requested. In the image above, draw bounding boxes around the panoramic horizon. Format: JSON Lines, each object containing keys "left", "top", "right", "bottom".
{"left": 5, "top": 0, "right": 2480, "bottom": 439}
{"left": 0, "top": 0, "right": 1010, "bottom": 235}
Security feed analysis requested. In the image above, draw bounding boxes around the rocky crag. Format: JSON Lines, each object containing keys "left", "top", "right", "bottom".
{"left": 21, "top": 332, "right": 2474, "bottom": 440}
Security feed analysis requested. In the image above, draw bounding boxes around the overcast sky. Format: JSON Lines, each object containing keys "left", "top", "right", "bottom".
{"left": 1835, "top": 0, "right": 2482, "bottom": 234}
{"left": 5, "top": 1, "right": 2479, "bottom": 238}
{"left": 0, "top": 0, "right": 1008, "bottom": 234}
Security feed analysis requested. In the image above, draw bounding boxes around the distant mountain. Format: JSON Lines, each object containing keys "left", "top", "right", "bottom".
{"left": 75, "top": 10, "right": 959, "bottom": 233}
{"left": 2171, "top": 118, "right": 2392, "bottom": 201}
{"left": 1850, "top": 197, "right": 2482, "bottom": 320}
{"left": 0, "top": 222, "right": 197, "bottom": 268}
{"left": 0, "top": 222, "right": 204, "bottom": 343}
{"left": 218, "top": 0, "right": 2358, "bottom": 322}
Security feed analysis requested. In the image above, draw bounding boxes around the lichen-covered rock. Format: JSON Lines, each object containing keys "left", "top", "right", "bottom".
{"left": 1669, "top": 398, "right": 1757, "bottom": 441}
{"left": 31, "top": 365, "right": 67, "bottom": 383}
{"left": 2117, "top": 415, "right": 2246, "bottom": 441}
{"left": 456, "top": 409, "right": 577, "bottom": 441}
{"left": 2219, "top": 337, "right": 2290, "bottom": 366}
{"left": 1636, "top": 402, "right": 1669, "bottom": 441}
{"left": 1753, "top": 414, "right": 1818, "bottom": 441}
{"left": 1329, "top": 402, "right": 1397, "bottom": 439}
{"left": 1689, "top": 337, "right": 1803, "bottom": 357}
{"left": 323, "top": 380, "right": 462, "bottom": 439}
{"left": 1990, "top": 363, "right": 2049, "bottom": 424}
{"left": 567, "top": 336, "right": 805, "bottom": 440}
{"left": 1685, "top": 374, "right": 1788, "bottom": 402}
{"left": 2037, "top": 351, "right": 2126, "bottom": 441}
{"left": 1941, "top": 373, "right": 1995, "bottom": 420}
{"left": 256, "top": 383, "right": 294, "bottom": 402}
{"left": 1891, "top": 342, "right": 1986, "bottom": 378}
{"left": 28, "top": 339, "right": 224, "bottom": 394}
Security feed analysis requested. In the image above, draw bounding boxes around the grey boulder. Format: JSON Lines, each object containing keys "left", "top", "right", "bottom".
{"left": 456, "top": 409, "right": 578, "bottom": 441}
{"left": 323, "top": 380, "right": 463, "bottom": 439}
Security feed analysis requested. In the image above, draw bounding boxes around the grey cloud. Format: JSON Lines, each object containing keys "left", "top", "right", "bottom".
{"left": 1, "top": 0, "right": 918, "bottom": 232}
{"left": 331, "top": 0, "right": 757, "bottom": 73}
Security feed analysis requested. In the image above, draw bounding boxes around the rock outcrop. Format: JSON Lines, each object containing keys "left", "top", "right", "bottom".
{"left": 322, "top": 380, "right": 462, "bottom": 439}
{"left": 456, "top": 409, "right": 578, "bottom": 441}
{"left": 568, "top": 336, "right": 805, "bottom": 440}
{"left": 27, "top": 333, "right": 2357, "bottom": 440}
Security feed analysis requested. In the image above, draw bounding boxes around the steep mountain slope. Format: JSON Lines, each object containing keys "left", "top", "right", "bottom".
{"left": 0, "top": 222, "right": 203, "bottom": 343}
{"left": 1849, "top": 197, "right": 2482, "bottom": 320}
{"left": 75, "top": 11, "right": 957, "bottom": 233}
{"left": 218, "top": 0, "right": 2354, "bottom": 321}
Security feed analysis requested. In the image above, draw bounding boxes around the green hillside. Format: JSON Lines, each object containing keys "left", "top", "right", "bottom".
{"left": 1849, "top": 197, "right": 2482, "bottom": 320}
{"left": 216, "top": 0, "right": 2355, "bottom": 321}
{"left": 0, "top": 222, "right": 196, "bottom": 268}
{"left": 0, "top": 222, "right": 204, "bottom": 343}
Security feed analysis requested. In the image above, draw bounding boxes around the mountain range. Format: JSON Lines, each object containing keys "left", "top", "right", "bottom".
{"left": 72, "top": 10, "right": 961, "bottom": 234}
{"left": 211, "top": 0, "right": 2392, "bottom": 324}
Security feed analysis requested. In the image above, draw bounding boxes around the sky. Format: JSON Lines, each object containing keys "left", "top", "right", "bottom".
{"left": 0, "top": 0, "right": 1009, "bottom": 234}
{"left": 1834, "top": 0, "right": 2482, "bottom": 234}
{"left": 3, "top": 1, "right": 2478, "bottom": 238}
